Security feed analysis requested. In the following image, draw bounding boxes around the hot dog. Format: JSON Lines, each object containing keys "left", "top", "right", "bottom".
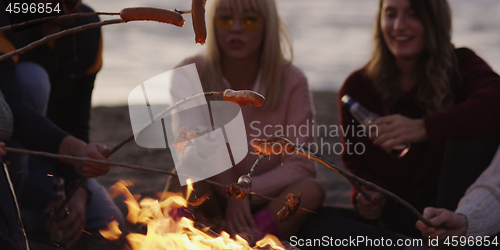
{"left": 120, "top": 7, "right": 185, "bottom": 27}
{"left": 223, "top": 89, "right": 265, "bottom": 107}
{"left": 191, "top": 0, "right": 207, "bottom": 44}
{"left": 276, "top": 191, "right": 302, "bottom": 222}
{"left": 225, "top": 183, "right": 250, "bottom": 200}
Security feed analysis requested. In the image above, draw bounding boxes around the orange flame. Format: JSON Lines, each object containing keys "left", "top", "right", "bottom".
{"left": 102, "top": 179, "right": 285, "bottom": 250}
{"left": 99, "top": 220, "right": 122, "bottom": 241}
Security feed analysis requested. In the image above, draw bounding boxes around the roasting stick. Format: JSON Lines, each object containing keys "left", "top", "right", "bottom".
{"left": 0, "top": 6, "right": 186, "bottom": 225}
{"left": 0, "top": 7, "right": 185, "bottom": 62}
{"left": 294, "top": 148, "right": 430, "bottom": 226}
{"left": 107, "top": 88, "right": 266, "bottom": 158}
{"left": 46, "top": 89, "right": 266, "bottom": 228}
{"left": 298, "top": 146, "right": 371, "bottom": 203}
{"left": 2, "top": 147, "right": 314, "bottom": 215}
{"left": 175, "top": 9, "right": 192, "bottom": 14}
{"left": 0, "top": 19, "right": 123, "bottom": 62}
{"left": 105, "top": 91, "right": 224, "bottom": 157}
{"left": 251, "top": 137, "right": 431, "bottom": 226}
{"left": 0, "top": 12, "right": 120, "bottom": 33}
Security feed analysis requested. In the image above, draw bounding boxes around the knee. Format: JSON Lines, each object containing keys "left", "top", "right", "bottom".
{"left": 293, "top": 178, "right": 325, "bottom": 210}
{"left": 15, "top": 61, "right": 51, "bottom": 114}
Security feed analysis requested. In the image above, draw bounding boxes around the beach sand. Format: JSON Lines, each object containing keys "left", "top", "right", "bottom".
{"left": 91, "top": 91, "right": 351, "bottom": 207}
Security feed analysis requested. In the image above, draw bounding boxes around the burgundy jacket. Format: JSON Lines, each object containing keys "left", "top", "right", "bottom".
{"left": 338, "top": 48, "right": 500, "bottom": 208}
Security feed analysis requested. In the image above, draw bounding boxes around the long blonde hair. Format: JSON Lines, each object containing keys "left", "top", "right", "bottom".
{"left": 200, "top": 0, "right": 293, "bottom": 109}
{"left": 365, "top": 0, "right": 460, "bottom": 114}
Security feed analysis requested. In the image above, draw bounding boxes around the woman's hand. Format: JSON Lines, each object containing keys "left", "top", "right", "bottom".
{"left": 370, "top": 115, "right": 427, "bottom": 150}
{"left": 355, "top": 190, "right": 386, "bottom": 220}
{"left": 224, "top": 198, "right": 258, "bottom": 240}
{"left": 415, "top": 207, "right": 468, "bottom": 240}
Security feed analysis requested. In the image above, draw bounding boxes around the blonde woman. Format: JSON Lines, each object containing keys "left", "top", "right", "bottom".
{"left": 168, "top": 0, "right": 324, "bottom": 241}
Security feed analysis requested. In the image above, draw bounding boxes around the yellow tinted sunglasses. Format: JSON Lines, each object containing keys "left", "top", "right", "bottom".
{"left": 214, "top": 13, "right": 262, "bottom": 31}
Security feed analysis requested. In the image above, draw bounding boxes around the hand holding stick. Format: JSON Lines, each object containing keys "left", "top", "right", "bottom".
{"left": 251, "top": 137, "right": 431, "bottom": 226}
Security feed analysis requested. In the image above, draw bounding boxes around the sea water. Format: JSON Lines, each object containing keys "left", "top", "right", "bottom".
{"left": 84, "top": 0, "right": 500, "bottom": 106}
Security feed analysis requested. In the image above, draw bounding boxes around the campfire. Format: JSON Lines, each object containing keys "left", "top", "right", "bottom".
{"left": 100, "top": 180, "right": 286, "bottom": 250}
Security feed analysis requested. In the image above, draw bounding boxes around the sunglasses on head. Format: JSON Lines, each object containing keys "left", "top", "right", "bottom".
{"left": 214, "top": 13, "right": 262, "bottom": 31}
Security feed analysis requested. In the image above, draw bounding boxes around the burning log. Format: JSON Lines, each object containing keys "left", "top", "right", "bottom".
{"left": 276, "top": 191, "right": 302, "bottom": 222}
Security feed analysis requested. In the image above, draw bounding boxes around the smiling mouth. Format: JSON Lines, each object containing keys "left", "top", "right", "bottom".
{"left": 393, "top": 36, "right": 413, "bottom": 42}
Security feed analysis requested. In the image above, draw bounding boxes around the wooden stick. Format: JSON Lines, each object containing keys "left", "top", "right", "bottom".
{"left": 299, "top": 146, "right": 372, "bottom": 204}
{"left": 0, "top": 19, "right": 124, "bottom": 62}
{"left": 175, "top": 9, "right": 192, "bottom": 14}
{"left": 247, "top": 155, "right": 265, "bottom": 177}
{"left": 0, "top": 12, "right": 120, "bottom": 32}
{"left": 3, "top": 147, "right": 314, "bottom": 214}
{"left": 293, "top": 147, "right": 431, "bottom": 226}
{"left": 105, "top": 91, "right": 225, "bottom": 156}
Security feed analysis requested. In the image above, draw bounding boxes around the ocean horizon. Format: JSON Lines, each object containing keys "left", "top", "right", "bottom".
{"left": 84, "top": 0, "right": 500, "bottom": 106}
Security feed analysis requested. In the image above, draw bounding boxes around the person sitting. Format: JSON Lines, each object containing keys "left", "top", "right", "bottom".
{"left": 338, "top": 0, "right": 500, "bottom": 237}
{"left": 166, "top": 0, "right": 325, "bottom": 242}
{"left": 1, "top": 1, "right": 124, "bottom": 248}
{"left": 298, "top": 0, "right": 500, "bottom": 247}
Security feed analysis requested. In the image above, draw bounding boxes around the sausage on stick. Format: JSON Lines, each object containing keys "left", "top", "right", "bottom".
{"left": 120, "top": 7, "right": 185, "bottom": 27}
{"left": 191, "top": 0, "right": 207, "bottom": 44}
{"left": 223, "top": 89, "right": 265, "bottom": 107}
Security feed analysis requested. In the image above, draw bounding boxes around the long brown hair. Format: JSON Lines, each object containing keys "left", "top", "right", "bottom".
{"left": 201, "top": 0, "right": 293, "bottom": 109}
{"left": 366, "top": 0, "right": 460, "bottom": 114}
